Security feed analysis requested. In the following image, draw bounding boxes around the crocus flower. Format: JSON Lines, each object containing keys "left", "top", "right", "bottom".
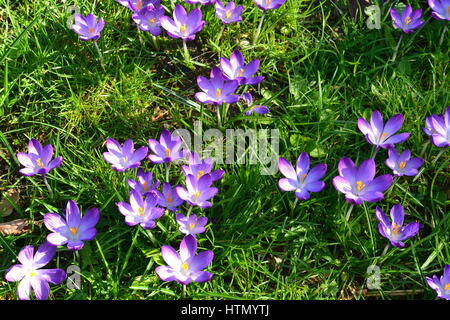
{"left": 186, "top": 0, "right": 215, "bottom": 5}
{"left": 116, "top": 190, "right": 165, "bottom": 229}
{"left": 195, "top": 67, "right": 240, "bottom": 105}
{"left": 44, "top": 200, "right": 100, "bottom": 251}
{"left": 103, "top": 138, "right": 148, "bottom": 172}
{"left": 357, "top": 110, "right": 410, "bottom": 149}
{"left": 425, "top": 106, "right": 450, "bottom": 147}
{"left": 253, "top": 0, "right": 287, "bottom": 11}
{"left": 176, "top": 213, "right": 208, "bottom": 236}
{"left": 426, "top": 265, "right": 450, "bottom": 300}
{"left": 160, "top": 5, "right": 205, "bottom": 41}
{"left": 147, "top": 130, "right": 188, "bottom": 164}
{"left": 176, "top": 174, "right": 218, "bottom": 209}
{"left": 156, "top": 182, "right": 185, "bottom": 212}
{"left": 155, "top": 235, "right": 214, "bottom": 284}
{"left": 375, "top": 204, "right": 421, "bottom": 248}
{"left": 215, "top": 0, "right": 244, "bottom": 24}
{"left": 278, "top": 153, "right": 327, "bottom": 201}
{"left": 428, "top": 0, "right": 450, "bottom": 20}
{"left": 128, "top": 168, "right": 160, "bottom": 195}
{"left": 332, "top": 157, "right": 393, "bottom": 205}
{"left": 17, "top": 139, "right": 63, "bottom": 177}
{"left": 72, "top": 13, "right": 105, "bottom": 41}
{"left": 220, "top": 49, "right": 264, "bottom": 85}
{"left": 181, "top": 152, "right": 224, "bottom": 182}
{"left": 385, "top": 148, "right": 424, "bottom": 177}
{"left": 117, "top": 0, "right": 161, "bottom": 12}
{"left": 390, "top": 5, "right": 424, "bottom": 33}
{"left": 132, "top": 4, "right": 165, "bottom": 35}
{"left": 4, "top": 242, "right": 67, "bottom": 300}
{"left": 242, "top": 92, "right": 270, "bottom": 116}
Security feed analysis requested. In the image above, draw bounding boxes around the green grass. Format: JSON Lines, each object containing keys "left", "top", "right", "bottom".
{"left": 0, "top": 0, "right": 449, "bottom": 300}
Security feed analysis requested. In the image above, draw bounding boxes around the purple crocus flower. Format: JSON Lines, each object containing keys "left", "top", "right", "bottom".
{"left": 215, "top": 0, "right": 244, "bottom": 24}
{"left": 186, "top": 0, "right": 215, "bottom": 5}
{"left": 332, "top": 157, "right": 393, "bottom": 205}
{"left": 132, "top": 4, "right": 165, "bottom": 36}
{"left": 160, "top": 5, "right": 205, "bottom": 41}
{"left": 242, "top": 92, "right": 270, "bottom": 116}
{"left": 156, "top": 182, "right": 185, "bottom": 212}
{"left": 375, "top": 204, "right": 421, "bottom": 248}
{"left": 44, "top": 200, "right": 100, "bottom": 251}
{"left": 103, "top": 138, "right": 148, "bottom": 172}
{"left": 429, "top": 0, "right": 450, "bottom": 20}
{"left": 195, "top": 67, "right": 240, "bottom": 105}
{"left": 116, "top": 190, "right": 165, "bottom": 229}
{"left": 72, "top": 13, "right": 105, "bottom": 41}
{"left": 17, "top": 139, "right": 63, "bottom": 177}
{"left": 176, "top": 213, "right": 208, "bottom": 236}
{"left": 117, "top": 0, "right": 161, "bottom": 12}
{"left": 426, "top": 265, "right": 450, "bottom": 300}
{"left": 253, "top": 0, "right": 287, "bottom": 11}
{"left": 357, "top": 110, "right": 410, "bottom": 149}
{"left": 425, "top": 106, "right": 450, "bottom": 147}
{"left": 385, "top": 148, "right": 424, "bottom": 177}
{"left": 181, "top": 152, "right": 224, "bottom": 182}
{"left": 175, "top": 174, "right": 218, "bottom": 209}
{"left": 220, "top": 49, "right": 264, "bottom": 85}
{"left": 147, "top": 130, "right": 188, "bottom": 164}
{"left": 390, "top": 5, "right": 424, "bottom": 33}
{"left": 4, "top": 242, "right": 67, "bottom": 300}
{"left": 278, "top": 153, "right": 327, "bottom": 201}
{"left": 155, "top": 235, "right": 214, "bottom": 285}
{"left": 128, "top": 168, "right": 160, "bottom": 195}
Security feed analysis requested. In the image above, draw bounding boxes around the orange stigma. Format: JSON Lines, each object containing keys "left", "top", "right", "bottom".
{"left": 392, "top": 223, "right": 401, "bottom": 236}
{"left": 356, "top": 181, "right": 365, "bottom": 192}
{"left": 165, "top": 148, "right": 171, "bottom": 157}
{"left": 70, "top": 227, "right": 78, "bottom": 235}
{"left": 399, "top": 161, "right": 406, "bottom": 169}
{"left": 216, "top": 88, "right": 221, "bottom": 97}
{"left": 36, "top": 158, "right": 44, "bottom": 168}
{"left": 404, "top": 16, "right": 412, "bottom": 25}
{"left": 380, "top": 132, "right": 388, "bottom": 141}
{"left": 189, "top": 223, "right": 196, "bottom": 230}
{"left": 167, "top": 190, "right": 173, "bottom": 203}
{"left": 88, "top": 27, "right": 94, "bottom": 33}
{"left": 137, "top": 0, "right": 143, "bottom": 10}
{"left": 197, "top": 170, "right": 205, "bottom": 179}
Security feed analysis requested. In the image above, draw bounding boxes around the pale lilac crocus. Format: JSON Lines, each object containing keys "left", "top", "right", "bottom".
{"left": 195, "top": 67, "right": 240, "bottom": 105}
{"left": 4, "top": 242, "right": 67, "bottom": 300}
{"left": 132, "top": 4, "right": 165, "bottom": 35}
{"left": 220, "top": 49, "right": 264, "bottom": 85}
{"left": 72, "top": 13, "right": 105, "bottom": 41}
{"left": 160, "top": 5, "right": 205, "bottom": 41}
{"left": 176, "top": 213, "right": 208, "bottom": 236}
{"left": 375, "top": 204, "right": 421, "bottom": 248}
{"left": 215, "top": 0, "right": 244, "bottom": 24}
{"left": 385, "top": 148, "right": 424, "bottom": 177}
{"left": 332, "top": 157, "right": 393, "bottom": 205}
{"left": 357, "top": 110, "right": 410, "bottom": 149}
{"left": 176, "top": 174, "right": 218, "bottom": 209}
{"left": 44, "top": 200, "right": 100, "bottom": 251}
{"left": 242, "top": 92, "right": 270, "bottom": 116}
{"left": 278, "top": 153, "right": 327, "bottom": 201}
{"left": 428, "top": 0, "right": 450, "bottom": 20}
{"left": 155, "top": 235, "right": 214, "bottom": 285}
{"left": 128, "top": 168, "right": 160, "bottom": 195}
{"left": 426, "top": 265, "right": 450, "bottom": 300}
{"left": 390, "top": 5, "right": 424, "bottom": 33}
{"left": 117, "top": 0, "right": 161, "bottom": 12}
{"left": 103, "top": 138, "right": 148, "bottom": 172}
{"left": 253, "top": 0, "right": 286, "bottom": 11}
{"left": 181, "top": 152, "right": 224, "bottom": 182}
{"left": 186, "top": 0, "right": 215, "bottom": 5}
{"left": 147, "top": 130, "right": 188, "bottom": 164}
{"left": 425, "top": 106, "right": 450, "bottom": 147}
{"left": 156, "top": 182, "right": 185, "bottom": 212}
{"left": 17, "top": 139, "right": 63, "bottom": 177}
{"left": 116, "top": 190, "right": 165, "bottom": 229}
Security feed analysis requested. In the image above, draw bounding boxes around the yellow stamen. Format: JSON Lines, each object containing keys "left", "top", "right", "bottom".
{"left": 137, "top": 0, "right": 143, "bottom": 10}
{"left": 149, "top": 18, "right": 155, "bottom": 24}
{"left": 138, "top": 207, "right": 144, "bottom": 216}
{"left": 404, "top": 16, "right": 412, "bottom": 25}
{"left": 36, "top": 158, "right": 44, "bottom": 168}
{"left": 88, "top": 27, "right": 94, "bottom": 33}
{"left": 189, "top": 223, "right": 196, "bottom": 230}
{"left": 195, "top": 191, "right": 201, "bottom": 198}
{"left": 225, "top": 9, "right": 232, "bottom": 19}
{"left": 181, "top": 262, "right": 189, "bottom": 271}
{"left": 123, "top": 156, "right": 128, "bottom": 163}
{"left": 237, "top": 68, "right": 244, "bottom": 77}
{"left": 29, "top": 271, "right": 37, "bottom": 277}
{"left": 392, "top": 223, "right": 401, "bottom": 236}
{"left": 380, "top": 132, "right": 388, "bottom": 141}
{"left": 197, "top": 170, "right": 205, "bottom": 179}
{"left": 167, "top": 190, "right": 173, "bottom": 203}
{"left": 70, "top": 227, "right": 78, "bottom": 235}
{"left": 180, "top": 24, "right": 187, "bottom": 33}
{"left": 165, "top": 148, "right": 171, "bottom": 157}
{"left": 399, "top": 161, "right": 406, "bottom": 169}
{"left": 216, "top": 88, "right": 221, "bottom": 97}
{"left": 356, "top": 181, "right": 365, "bottom": 192}
{"left": 445, "top": 283, "right": 450, "bottom": 291}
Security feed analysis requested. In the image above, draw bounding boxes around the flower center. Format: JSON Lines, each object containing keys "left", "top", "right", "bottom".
{"left": 88, "top": 27, "right": 94, "bottom": 33}
{"left": 123, "top": 156, "right": 128, "bottom": 163}
{"left": 265, "top": 0, "right": 270, "bottom": 5}
{"left": 225, "top": 9, "right": 232, "bottom": 19}
{"left": 197, "top": 170, "right": 205, "bottom": 179}
{"left": 195, "top": 191, "right": 201, "bottom": 199}
{"left": 399, "top": 161, "right": 406, "bottom": 169}
{"left": 237, "top": 68, "right": 244, "bottom": 77}
{"left": 189, "top": 223, "right": 196, "bottom": 230}
{"left": 380, "top": 132, "right": 388, "bottom": 141}
{"left": 356, "top": 181, "right": 365, "bottom": 192}
{"left": 70, "top": 226, "right": 78, "bottom": 236}
{"left": 149, "top": 18, "right": 155, "bottom": 24}
{"left": 137, "top": 0, "right": 143, "bottom": 10}
{"left": 36, "top": 158, "right": 44, "bottom": 168}
{"left": 180, "top": 24, "right": 187, "bottom": 33}
{"left": 404, "top": 16, "right": 412, "bottom": 25}
{"left": 392, "top": 223, "right": 401, "bottom": 236}
{"left": 448, "top": 6, "right": 450, "bottom": 15}
{"left": 300, "top": 173, "right": 307, "bottom": 183}
{"left": 138, "top": 207, "right": 144, "bottom": 216}
{"left": 215, "top": 88, "right": 221, "bottom": 97}
{"left": 167, "top": 190, "right": 173, "bottom": 203}
{"left": 181, "top": 262, "right": 189, "bottom": 271}
{"left": 29, "top": 270, "right": 37, "bottom": 277}
{"left": 165, "top": 148, "right": 171, "bottom": 157}
{"left": 143, "top": 181, "right": 148, "bottom": 192}
{"left": 445, "top": 283, "right": 450, "bottom": 291}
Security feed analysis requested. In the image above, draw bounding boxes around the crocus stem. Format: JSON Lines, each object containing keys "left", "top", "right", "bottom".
{"left": 254, "top": 11, "right": 266, "bottom": 45}
{"left": 166, "top": 163, "right": 170, "bottom": 182}
{"left": 137, "top": 27, "right": 144, "bottom": 45}
{"left": 291, "top": 198, "right": 298, "bottom": 215}
{"left": 187, "top": 206, "right": 193, "bottom": 217}
{"left": 419, "top": 140, "right": 430, "bottom": 158}
{"left": 182, "top": 284, "right": 187, "bottom": 299}
{"left": 345, "top": 204, "right": 354, "bottom": 221}
{"left": 363, "top": 202, "right": 376, "bottom": 257}
{"left": 381, "top": 244, "right": 390, "bottom": 257}
{"left": 152, "top": 36, "right": 159, "bottom": 50}
{"left": 75, "top": 250, "right": 80, "bottom": 263}
{"left": 93, "top": 41, "right": 105, "bottom": 69}
{"left": 370, "top": 147, "right": 379, "bottom": 159}
{"left": 431, "top": 148, "right": 446, "bottom": 165}
{"left": 391, "top": 34, "right": 403, "bottom": 62}
{"left": 42, "top": 175, "right": 54, "bottom": 198}
{"left": 215, "top": 25, "right": 226, "bottom": 43}
{"left": 439, "top": 22, "right": 448, "bottom": 47}
{"left": 217, "top": 105, "right": 222, "bottom": 128}
{"left": 182, "top": 40, "right": 191, "bottom": 64}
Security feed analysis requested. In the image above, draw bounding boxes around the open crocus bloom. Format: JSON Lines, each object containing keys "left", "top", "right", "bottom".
{"left": 242, "top": 92, "right": 270, "bottom": 116}
{"left": 132, "top": 4, "right": 165, "bottom": 35}
{"left": 219, "top": 49, "right": 264, "bottom": 85}
{"left": 156, "top": 182, "right": 185, "bottom": 212}
{"left": 428, "top": 0, "right": 450, "bottom": 20}
{"left": 215, "top": 0, "right": 244, "bottom": 24}
{"left": 72, "top": 13, "right": 105, "bottom": 41}
{"left": 357, "top": 110, "right": 410, "bottom": 149}
{"left": 176, "top": 213, "right": 208, "bottom": 236}
{"left": 186, "top": 0, "right": 216, "bottom": 5}
{"left": 253, "top": 0, "right": 286, "bottom": 10}
{"left": 103, "top": 138, "right": 148, "bottom": 172}
{"left": 195, "top": 67, "right": 240, "bottom": 105}
{"left": 278, "top": 152, "right": 327, "bottom": 201}
{"left": 176, "top": 174, "right": 218, "bottom": 209}
{"left": 332, "top": 157, "right": 393, "bottom": 205}
{"left": 148, "top": 130, "right": 188, "bottom": 164}
{"left": 128, "top": 168, "right": 160, "bottom": 196}
{"left": 117, "top": 0, "right": 161, "bottom": 12}
{"left": 426, "top": 265, "right": 450, "bottom": 300}
{"left": 4, "top": 242, "right": 67, "bottom": 300}
{"left": 156, "top": 235, "right": 214, "bottom": 284}
{"left": 426, "top": 106, "right": 450, "bottom": 147}
{"left": 385, "top": 148, "right": 424, "bottom": 177}
{"left": 17, "top": 139, "right": 63, "bottom": 176}
{"left": 375, "top": 204, "right": 421, "bottom": 248}
{"left": 390, "top": 5, "right": 424, "bottom": 33}
{"left": 160, "top": 5, "right": 205, "bottom": 41}
{"left": 44, "top": 200, "right": 100, "bottom": 251}
{"left": 181, "top": 152, "right": 224, "bottom": 182}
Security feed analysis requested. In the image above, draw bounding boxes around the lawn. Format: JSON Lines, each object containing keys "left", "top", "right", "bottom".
{"left": 0, "top": 0, "right": 449, "bottom": 300}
